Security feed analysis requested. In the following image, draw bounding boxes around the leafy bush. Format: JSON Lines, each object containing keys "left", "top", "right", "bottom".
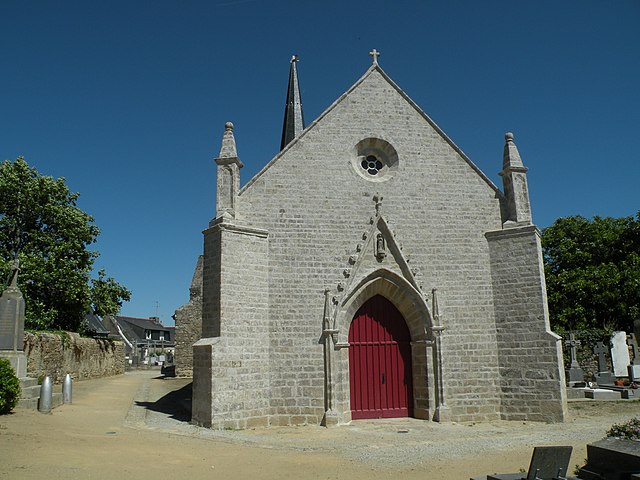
{"left": 0, "top": 358, "right": 21, "bottom": 414}
{"left": 606, "top": 417, "right": 640, "bottom": 441}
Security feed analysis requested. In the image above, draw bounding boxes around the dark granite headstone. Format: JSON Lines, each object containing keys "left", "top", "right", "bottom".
{"left": 577, "top": 437, "right": 640, "bottom": 479}
{"left": 628, "top": 333, "right": 639, "bottom": 366}
{"left": 594, "top": 342, "right": 616, "bottom": 386}
{"left": 565, "top": 333, "right": 585, "bottom": 383}
{"left": 483, "top": 446, "right": 573, "bottom": 480}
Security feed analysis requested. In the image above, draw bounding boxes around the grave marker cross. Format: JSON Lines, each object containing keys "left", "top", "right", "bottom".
{"left": 628, "top": 333, "right": 639, "bottom": 366}
{"left": 565, "top": 333, "right": 581, "bottom": 368}
{"left": 594, "top": 342, "right": 608, "bottom": 373}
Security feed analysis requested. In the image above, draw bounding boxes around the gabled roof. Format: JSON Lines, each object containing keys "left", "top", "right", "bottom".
{"left": 116, "top": 316, "right": 170, "bottom": 331}
{"left": 241, "top": 62, "right": 502, "bottom": 196}
{"left": 83, "top": 312, "right": 110, "bottom": 338}
{"left": 113, "top": 316, "right": 174, "bottom": 345}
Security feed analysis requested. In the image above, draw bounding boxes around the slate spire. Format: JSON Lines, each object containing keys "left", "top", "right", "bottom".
{"left": 280, "top": 55, "right": 305, "bottom": 150}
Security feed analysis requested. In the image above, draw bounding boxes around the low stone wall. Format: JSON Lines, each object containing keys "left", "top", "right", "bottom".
{"left": 23, "top": 332, "right": 125, "bottom": 383}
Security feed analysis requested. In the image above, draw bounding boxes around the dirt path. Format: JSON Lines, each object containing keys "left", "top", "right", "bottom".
{"left": 1, "top": 371, "right": 638, "bottom": 479}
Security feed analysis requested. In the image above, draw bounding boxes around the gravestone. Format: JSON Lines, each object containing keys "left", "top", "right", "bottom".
{"left": 473, "top": 445, "right": 573, "bottom": 480}
{"left": 565, "top": 333, "right": 585, "bottom": 384}
{"left": 0, "top": 260, "right": 27, "bottom": 378}
{"left": 627, "top": 333, "right": 640, "bottom": 381}
{"left": 594, "top": 341, "right": 616, "bottom": 385}
{"left": 577, "top": 437, "right": 640, "bottom": 480}
{"left": 610, "top": 331, "right": 630, "bottom": 377}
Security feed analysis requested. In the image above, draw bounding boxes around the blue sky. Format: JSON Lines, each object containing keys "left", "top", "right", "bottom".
{"left": 2, "top": 1, "right": 638, "bottom": 325}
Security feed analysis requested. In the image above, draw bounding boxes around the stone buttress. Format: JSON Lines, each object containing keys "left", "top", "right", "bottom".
{"left": 192, "top": 123, "right": 271, "bottom": 429}
{"left": 486, "top": 133, "right": 567, "bottom": 422}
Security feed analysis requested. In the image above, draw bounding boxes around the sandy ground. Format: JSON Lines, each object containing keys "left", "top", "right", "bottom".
{"left": 1, "top": 370, "right": 639, "bottom": 480}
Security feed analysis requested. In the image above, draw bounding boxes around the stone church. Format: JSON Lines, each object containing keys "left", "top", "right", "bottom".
{"left": 180, "top": 51, "right": 567, "bottom": 429}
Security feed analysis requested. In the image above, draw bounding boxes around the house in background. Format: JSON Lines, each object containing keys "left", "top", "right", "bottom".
{"left": 103, "top": 315, "right": 175, "bottom": 367}
{"left": 83, "top": 312, "right": 112, "bottom": 339}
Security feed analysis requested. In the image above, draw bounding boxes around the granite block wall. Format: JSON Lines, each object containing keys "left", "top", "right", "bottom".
{"left": 192, "top": 221, "right": 270, "bottom": 429}
{"left": 235, "top": 69, "right": 506, "bottom": 423}
{"left": 486, "top": 225, "right": 567, "bottom": 422}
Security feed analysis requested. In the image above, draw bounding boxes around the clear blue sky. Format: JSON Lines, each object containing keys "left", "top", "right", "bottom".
{"left": 2, "top": 1, "right": 638, "bottom": 325}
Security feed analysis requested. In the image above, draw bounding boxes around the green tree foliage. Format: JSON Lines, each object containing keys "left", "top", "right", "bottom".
{"left": 0, "top": 358, "right": 21, "bottom": 414}
{"left": 542, "top": 213, "right": 640, "bottom": 332}
{"left": 0, "top": 157, "right": 130, "bottom": 331}
{"left": 90, "top": 268, "right": 131, "bottom": 317}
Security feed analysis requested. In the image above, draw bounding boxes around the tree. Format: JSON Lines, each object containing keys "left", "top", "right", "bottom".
{"left": 542, "top": 213, "right": 640, "bottom": 332}
{"left": 90, "top": 268, "right": 131, "bottom": 317}
{"left": 0, "top": 157, "right": 130, "bottom": 331}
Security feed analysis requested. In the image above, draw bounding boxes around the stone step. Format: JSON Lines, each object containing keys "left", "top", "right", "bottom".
{"left": 19, "top": 377, "right": 38, "bottom": 389}
{"left": 16, "top": 381, "right": 65, "bottom": 412}
{"left": 20, "top": 384, "right": 41, "bottom": 400}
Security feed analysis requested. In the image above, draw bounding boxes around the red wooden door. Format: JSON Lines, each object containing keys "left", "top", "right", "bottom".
{"left": 348, "top": 295, "right": 413, "bottom": 419}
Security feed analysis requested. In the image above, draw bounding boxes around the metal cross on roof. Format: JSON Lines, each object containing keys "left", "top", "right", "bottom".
{"left": 369, "top": 49, "right": 380, "bottom": 65}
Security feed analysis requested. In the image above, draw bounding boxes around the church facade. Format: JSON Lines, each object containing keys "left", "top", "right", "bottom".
{"left": 189, "top": 52, "right": 567, "bottom": 429}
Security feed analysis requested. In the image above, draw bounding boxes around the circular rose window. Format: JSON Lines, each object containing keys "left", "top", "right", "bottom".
{"left": 352, "top": 138, "right": 399, "bottom": 182}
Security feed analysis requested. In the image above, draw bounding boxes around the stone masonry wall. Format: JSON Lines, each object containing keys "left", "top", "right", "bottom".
{"left": 174, "top": 255, "right": 203, "bottom": 377}
{"left": 486, "top": 225, "right": 567, "bottom": 422}
{"left": 24, "top": 331, "right": 125, "bottom": 383}
{"left": 235, "top": 69, "right": 506, "bottom": 424}
{"left": 193, "top": 221, "right": 270, "bottom": 429}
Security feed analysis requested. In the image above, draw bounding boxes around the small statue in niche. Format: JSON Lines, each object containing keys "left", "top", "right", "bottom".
{"left": 375, "top": 233, "right": 386, "bottom": 260}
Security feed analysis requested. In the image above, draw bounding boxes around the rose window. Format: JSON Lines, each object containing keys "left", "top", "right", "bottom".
{"left": 361, "top": 155, "right": 384, "bottom": 176}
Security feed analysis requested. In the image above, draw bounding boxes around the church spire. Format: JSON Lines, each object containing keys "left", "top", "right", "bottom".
{"left": 280, "top": 55, "right": 305, "bottom": 151}
{"left": 500, "top": 132, "right": 532, "bottom": 225}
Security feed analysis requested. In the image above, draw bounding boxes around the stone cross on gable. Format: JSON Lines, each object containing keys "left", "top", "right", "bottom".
{"left": 593, "top": 342, "right": 609, "bottom": 373}
{"left": 369, "top": 49, "right": 380, "bottom": 65}
{"left": 565, "top": 333, "right": 581, "bottom": 368}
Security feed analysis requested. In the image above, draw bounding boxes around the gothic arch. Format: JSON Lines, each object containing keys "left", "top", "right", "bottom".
{"left": 329, "top": 268, "right": 436, "bottom": 422}
{"left": 335, "top": 268, "right": 433, "bottom": 343}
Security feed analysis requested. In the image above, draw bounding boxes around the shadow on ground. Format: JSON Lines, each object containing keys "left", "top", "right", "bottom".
{"left": 135, "top": 379, "right": 192, "bottom": 422}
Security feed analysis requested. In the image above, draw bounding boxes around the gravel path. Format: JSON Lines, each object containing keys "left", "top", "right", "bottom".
{"left": 133, "top": 371, "right": 640, "bottom": 470}
{"left": 4, "top": 370, "right": 637, "bottom": 479}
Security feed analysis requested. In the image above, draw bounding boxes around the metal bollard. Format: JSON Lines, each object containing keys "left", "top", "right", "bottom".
{"left": 62, "top": 374, "right": 72, "bottom": 404}
{"left": 38, "top": 376, "right": 53, "bottom": 413}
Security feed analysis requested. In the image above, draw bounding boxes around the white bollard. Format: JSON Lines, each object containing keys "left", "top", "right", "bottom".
{"left": 38, "top": 376, "right": 53, "bottom": 413}
{"left": 62, "top": 374, "right": 72, "bottom": 404}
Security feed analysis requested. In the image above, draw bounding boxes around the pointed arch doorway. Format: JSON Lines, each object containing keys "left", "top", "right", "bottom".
{"left": 348, "top": 294, "right": 414, "bottom": 419}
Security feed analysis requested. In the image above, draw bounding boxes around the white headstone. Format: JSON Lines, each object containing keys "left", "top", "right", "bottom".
{"left": 610, "top": 331, "right": 630, "bottom": 377}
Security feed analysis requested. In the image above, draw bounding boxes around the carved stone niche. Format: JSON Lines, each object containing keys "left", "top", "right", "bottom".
{"left": 375, "top": 232, "right": 386, "bottom": 260}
